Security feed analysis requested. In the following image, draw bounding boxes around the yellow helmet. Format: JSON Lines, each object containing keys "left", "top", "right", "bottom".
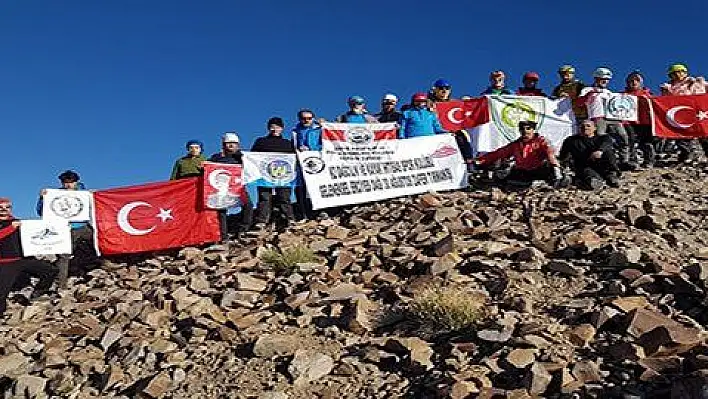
{"left": 668, "top": 64, "right": 688, "bottom": 75}
{"left": 558, "top": 65, "right": 575, "bottom": 73}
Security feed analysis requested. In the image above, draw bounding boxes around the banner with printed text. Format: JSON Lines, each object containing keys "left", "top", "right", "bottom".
{"left": 20, "top": 220, "right": 72, "bottom": 256}
{"left": 242, "top": 152, "right": 298, "bottom": 188}
{"left": 474, "top": 95, "right": 575, "bottom": 153}
{"left": 299, "top": 123, "right": 467, "bottom": 209}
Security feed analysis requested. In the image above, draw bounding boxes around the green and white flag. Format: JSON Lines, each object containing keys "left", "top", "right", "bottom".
{"left": 473, "top": 95, "right": 576, "bottom": 153}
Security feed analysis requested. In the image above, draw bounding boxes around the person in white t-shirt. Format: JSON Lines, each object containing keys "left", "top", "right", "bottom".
{"left": 578, "top": 67, "right": 634, "bottom": 170}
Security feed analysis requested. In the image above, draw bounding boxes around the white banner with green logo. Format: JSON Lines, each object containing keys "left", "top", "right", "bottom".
{"left": 473, "top": 95, "right": 576, "bottom": 153}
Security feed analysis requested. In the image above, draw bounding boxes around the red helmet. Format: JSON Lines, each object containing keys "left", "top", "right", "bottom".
{"left": 523, "top": 71, "right": 540, "bottom": 81}
{"left": 412, "top": 92, "right": 428, "bottom": 102}
{"left": 490, "top": 70, "right": 505, "bottom": 79}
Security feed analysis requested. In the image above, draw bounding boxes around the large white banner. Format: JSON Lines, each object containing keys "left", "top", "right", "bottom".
{"left": 42, "top": 189, "right": 93, "bottom": 222}
{"left": 299, "top": 124, "right": 467, "bottom": 209}
{"left": 20, "top": 220, "right": 72, "bottom": 256}
{"left": 473, "top": 95, "right": 576, "bottom": 153}
{"left": 242, "top": 152, "right": 298, "bottom": 189}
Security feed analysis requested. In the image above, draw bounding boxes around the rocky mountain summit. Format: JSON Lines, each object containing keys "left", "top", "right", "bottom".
{"left": 1, "top": 166, "right": 708, "bottom": 398}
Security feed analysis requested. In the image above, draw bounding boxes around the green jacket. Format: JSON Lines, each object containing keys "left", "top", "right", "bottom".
{"left": 170, "top": 155, "right": 205, "bottom": 180}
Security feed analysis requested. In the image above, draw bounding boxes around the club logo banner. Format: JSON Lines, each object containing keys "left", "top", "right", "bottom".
{"left": 20, "top": 220, "right": 72, "bottom": 256}
{"left": 242, "top": 152, "right": 298, "bottom": 188}
{"left": 605, "top": 93, "right": 638, "bottom": 121}
{"left": 42, "top": 189, "right": 93, "bottom": 222}
{"left": 299, "top": 129, "right": 468, "bottom": 210}
{"left": 202, "top": 162, "right": 246, "bottom": 209}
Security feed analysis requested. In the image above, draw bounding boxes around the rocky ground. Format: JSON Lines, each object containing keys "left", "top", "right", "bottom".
{"left": 1, "top": 164, "right": 708, "bottom": 398}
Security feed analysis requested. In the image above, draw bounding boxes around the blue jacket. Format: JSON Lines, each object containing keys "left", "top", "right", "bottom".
{"left": 336, "top": 111, "right": 378, "bottom": 124}
{"left": 36, "top": 183, "right": 89, "bottom": 230}
{"left": 398, "top": 107, "right": 447, "bottom": 138}
{"left": 292, "top": 123, "right": 323, "bottom": 151}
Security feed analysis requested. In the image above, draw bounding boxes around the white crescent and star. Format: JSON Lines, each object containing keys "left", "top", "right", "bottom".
{"left": 666, "top": 106, "right": 696, "bottom": 129}
{"left": 117, "top": 201, "right": 173, "bottom": 236}
{"left": 446, "top": 107, "right": 473, "bottom": 125}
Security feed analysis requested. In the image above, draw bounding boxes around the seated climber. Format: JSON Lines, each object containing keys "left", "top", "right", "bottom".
{"left": 559, "top": 119, "right": 621, "bottom": 189}
{"left": 474, "top": 120, "right": 567, "bottom": 187}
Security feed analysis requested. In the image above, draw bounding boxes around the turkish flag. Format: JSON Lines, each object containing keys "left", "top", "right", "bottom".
{"left": 202, "top": 162, "right": 247, "bottom": 210}
{"left": 435, "top": 98, "right": 489, "bottom": 131}
{"left": 651, "top": 94, "right": 708, "bottom": 139}
{"left": 93, "top": 178, "right": 220, "bottom": 255}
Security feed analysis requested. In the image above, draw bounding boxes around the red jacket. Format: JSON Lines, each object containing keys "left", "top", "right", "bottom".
{"left": 478, "top": 135, "right": 556, "bottom": 171}
{"left": 0, "top": 220, "right": 20, "bottom": 264}
{"left": 516, "top": 87, "right": 546, "bottom": 97}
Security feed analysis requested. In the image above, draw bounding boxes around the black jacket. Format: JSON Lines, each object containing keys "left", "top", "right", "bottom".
{"left": 375, "top": 110, "right": 403, "bottom": 123}
{"left": 251, "top": 135, "right": 295, "bottom": 153}
{"left": 209, "top": 151, "right": 244, "bottom": 164}
{"left": 559, "top": 134, "right": 613, "bottom": 171}
{"left": 0, "top": 219, "right": 22, "bottom": 262}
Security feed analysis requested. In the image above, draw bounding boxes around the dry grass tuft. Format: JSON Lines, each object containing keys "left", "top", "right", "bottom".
{"left": 408, "top": 286, "right": 486, "bottom": 332}
{"left": 260, "top": 246, "right": 318, "bottom": 273}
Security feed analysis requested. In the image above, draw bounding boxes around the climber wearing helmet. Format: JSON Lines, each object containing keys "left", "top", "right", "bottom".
{"left": 578, "top": 67, "right": 634, "bottom": 170}
{"left": 622, "top": 71, "right": 656, "bottom": 168}
{"left": 659, "top": 64, "right": 708, "bottom": 163}
{"left": 482, "top": 71, "right": 512, "bottom": 95}
{"left": 552, "top": 65, "right": 587, "bottom": 120}
{"left": 336, "top": 96, "right": 378, "bottom": 123}
{"left": 208, "top": 132, "right": 253, "bottom": 237}
{"left": 427, "top": 79, "right": 474, "bottom": 164}
{"left": 170, "top": 139, "right": 206, "bottom": 180}
{"left": 517, "top": 72, "right": 547, "bottom": 97}
{"left": 375, "top": 94, "right": 403, "bottom": 124}
{"left": 474, "top": 120, "right": 567, "bottom": 188}
{"left": 398, "top": 93, "right": 447, "bottom": 138}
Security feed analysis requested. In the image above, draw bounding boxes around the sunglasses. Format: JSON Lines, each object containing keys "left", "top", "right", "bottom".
{"left": 300, "top": 116, "right": 314, "bottom": 120}
{"left": 522, "top": 126, "right": 535, "bottom": 130}
{"left": 436, "top": 86, "right": 451, "bottom": 90}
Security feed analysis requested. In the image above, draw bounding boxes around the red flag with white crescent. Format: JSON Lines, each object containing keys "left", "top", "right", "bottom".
{"left": 651, "top": 94, "right": 708, "bottom": 139}
{"left": 93, "top": 178, "right": 220, "bottom": 255}
{"left": 435, "top": 98, "right": 489, "bottom": 131}
{"left": 202, "top": 162, "right": 246, "bottom": 210}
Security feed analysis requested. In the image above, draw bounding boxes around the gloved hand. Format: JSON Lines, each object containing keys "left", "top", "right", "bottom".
{"left": 553, "top": 165, "right": 564, "bottom": 182}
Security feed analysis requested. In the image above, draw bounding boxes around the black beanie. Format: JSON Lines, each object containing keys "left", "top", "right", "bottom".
{"left": 267, "top": 117, "right": 284, "bottom": 129}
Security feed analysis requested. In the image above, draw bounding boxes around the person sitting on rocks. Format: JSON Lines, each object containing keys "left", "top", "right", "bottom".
{"left": 474, "top": 120, "right": 567, "bottom": 187}
{"left": 559, "top": 119, "right": 620, "bottom": 189}
{"left": 0, "top": 198, "right": 57, "bottom": 317}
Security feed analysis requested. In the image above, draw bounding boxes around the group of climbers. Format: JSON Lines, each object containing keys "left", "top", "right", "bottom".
{"left": 3, "top": 63, "right": 707, "bottom": 317}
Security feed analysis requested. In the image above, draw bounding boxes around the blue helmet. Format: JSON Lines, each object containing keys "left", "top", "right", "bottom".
{"left": 433, "top": 79, "right": 451, "bottom": 88}
{"left": 185, "top": 139, "right": 203, "bottom": 150}
{"left": 348, "top": 95, "right": 365, "bottom": 105}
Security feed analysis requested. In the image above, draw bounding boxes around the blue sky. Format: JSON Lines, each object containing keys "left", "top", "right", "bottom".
{"left": 1, "top": 0, "right": 705, "bottom": 217}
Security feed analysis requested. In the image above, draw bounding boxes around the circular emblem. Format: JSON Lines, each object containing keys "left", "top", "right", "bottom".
{"left": 50, "top": 195, "right": 84, "bottom": 219}
{"left": 347, "top": 126, "right": 373, "bottom": 144}
{"left": 265, "top": 159, "right": 294, "bottom": 181}
{"left": 501, "top": 101, "right": 537, "bottom": 128}
{"left": 607, "top": 95, "right": 636, "bottom": 119}
{"left": 302, "top": 156, "right": 325, "bottom": 174}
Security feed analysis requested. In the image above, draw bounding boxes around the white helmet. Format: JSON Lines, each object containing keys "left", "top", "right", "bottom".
{"left": 382, "top": 93, "right": 398, "bottom": 103}
{"left": 222, "top": 132, "right": 240, "bottom": 143}
{"left": 592, "top": 67, "right": 613, "bottom": 79}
